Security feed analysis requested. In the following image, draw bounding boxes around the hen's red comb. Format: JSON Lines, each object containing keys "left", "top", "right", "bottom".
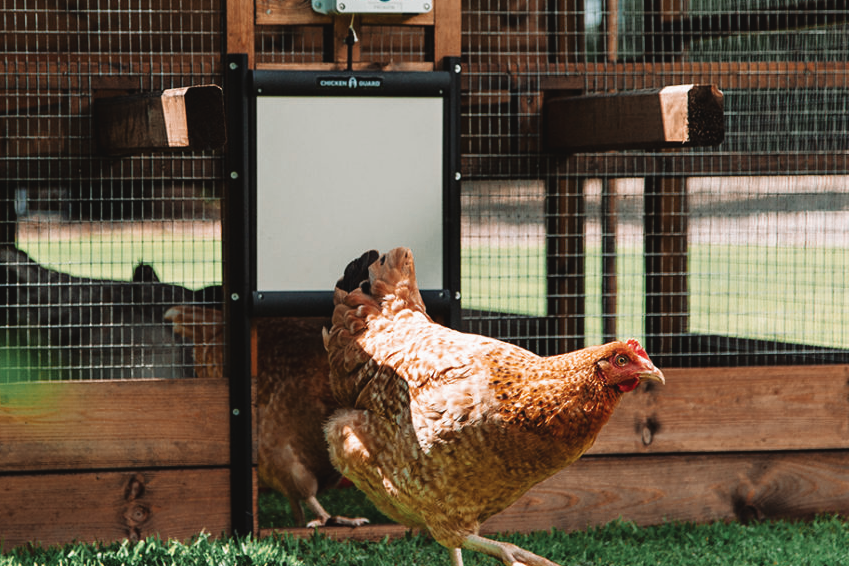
{"left": 627, "top": 339, "right": 650, "bottom": 361}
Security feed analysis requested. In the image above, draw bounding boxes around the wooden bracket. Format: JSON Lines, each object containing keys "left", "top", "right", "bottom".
{"left": 544, "top": 84, "right": 724, "bottom": 153}
{"left": 93, "top": 85, "right": 226, "bottom": 156}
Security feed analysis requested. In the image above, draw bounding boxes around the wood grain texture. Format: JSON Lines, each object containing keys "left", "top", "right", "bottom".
{"left": 263, "top": 451, "right": 849, "bottom": 540}
{"left": 590, "top": 365, "right": 849, "bottom": 454}
{"left": 544, "top": 84, "right": 724, "bottom": 152}
{"left": 93, "top": 85, "right": 225, "bottom": 156}
{"left": 263, "top": 523, "right": 415, "bottom": 541}
{"left": 433, "top": 0, "right": 462, "bottom": 66}
{"left": 0, "top": 379, "right": 230, "bottom": 472}
{"left": 0, "top": 468, "right": 231, "bottom": 549}
{"left": 255, "top": 61, "right": 435, "bottom": 72}
{"left": 482, "top": 451, "right": 849, "bottom": 534}
{"left": 227, "top": 0, "right": 255, "bottom": 65}
{"left": 256, "top": 0, "right": 434, "bottom": 25}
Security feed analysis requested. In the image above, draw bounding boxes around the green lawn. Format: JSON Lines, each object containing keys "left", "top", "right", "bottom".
{"left": 462, "top": 243, "right": 849, "bottom": 350}
{"left": 2, "top": 516, "right": 848, "bottom": 566}
{"left": 17, "top": 233, "right": 222, "bottom": 290}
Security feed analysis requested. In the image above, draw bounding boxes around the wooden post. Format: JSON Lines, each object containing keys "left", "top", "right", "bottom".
{"left": 544, "top": 84, "right": 724, "bottom": 153}
{"left": 93, "top": 85, "right": 226, "bottom": 156}
{"left": 601, "top": 179, "right": 618, "bottom": 343}
{"left": 433, "top": 0, "right": 462, "bottom": 68}
{"left": 644, "top": 176, "right": 688, "bottom": 362}
{"left": 607, "top": 0, "right": 619, "bottom": 62}
{"left": 227, "top": 0, "right": 256, "bottom": 67}
{"left": 547, "top": 177, "right": 585, "bottom": 354}
{"left": 555, "top": 0, "right": 585, "bottom": 64}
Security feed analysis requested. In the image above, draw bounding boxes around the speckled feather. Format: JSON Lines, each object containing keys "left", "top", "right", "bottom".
{"left": 323, "top": 248, "right": 663, "bottom": 551}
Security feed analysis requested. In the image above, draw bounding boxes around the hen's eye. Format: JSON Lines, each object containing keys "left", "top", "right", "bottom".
{"left": 614, "top": 354, "right": 630, "bottom": 367}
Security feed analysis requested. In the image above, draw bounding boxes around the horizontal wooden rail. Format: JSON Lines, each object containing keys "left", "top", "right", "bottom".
{"left": 463, "top": 152, "right": 849, "bottom": 178}
{"left": 483, "top": 450, "right": 849, "bottom": 534}
{"left": 256, "top": 0, "right": 435, "bottom": 25}
{"left": 263, "top": 450, "right": 849, "bottom": 541}
{"left": 0, "top": 468, "right": 231, "bottom": 549}
{"left": 0, "top": 379, "right": 231, "bottom": 472}
{"left": 593, "top": 365, "right": 849, "bottom": 454}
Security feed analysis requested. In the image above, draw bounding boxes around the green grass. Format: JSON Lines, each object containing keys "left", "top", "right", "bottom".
{"left": 2, "top": 516, "right": 848, "bottom": 565}
{"left": 462, "top": 243, "right": 849, "bottom": 349}
{"left": 18, "top": 235, "right": 222, "bottom": 290}
{"left": 258, "top": 488, "right": 391, "bottom": 529}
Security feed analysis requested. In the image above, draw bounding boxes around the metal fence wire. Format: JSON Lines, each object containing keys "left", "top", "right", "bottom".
{"left": 467, "top": 1, "right": 849, "bottom": 366}
{"left": 3, "top": 1, "right": 848, "bottom": 381}
{"left": 457, "top": 0, "right": 849, "bottom": 367}
{"left": 0, "top": 0, "right": 224, "bottom": 381}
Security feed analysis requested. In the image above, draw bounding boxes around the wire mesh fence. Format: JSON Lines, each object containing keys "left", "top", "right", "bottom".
{"left": 0, "top": 0, "right": 224, "bottom": 382}
{"left": 457, "top": 0, "right": 849, "bottom": 366}
{"left": 3, "top": 1, "right": 848, "bottom": 380}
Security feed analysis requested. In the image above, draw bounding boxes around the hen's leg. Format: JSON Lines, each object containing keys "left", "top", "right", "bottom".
{"left": 449, "top": 548, "right": 464, "bottom": 566}
{"left": 287, "top": 496, "right": 306, "bottom": 527}
{"left": 462, "top": 534, "right": 562, "bottom": 566}
{"left": 304, "top": 495, "right": 370, "bottom": 528}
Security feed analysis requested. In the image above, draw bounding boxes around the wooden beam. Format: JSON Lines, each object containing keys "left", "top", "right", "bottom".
{"left": 264, "top": 449, "right": 849, "bottom": 540}
{"left": 544, "top": 84, "right": 724, "bottom": 153}
{"left": 592, "top": 365, "right": 849, "bottom": 454}
{"left": 464, "top": 151, "right": 849, "bottom": 180}
{"left": 483, "top": 450, "right": 849, "bottom": 534}
{"left": 0, "top": 468, "right": 231, "bottom": 548}
{"left": 255, "top": 61, "right": 435, "bottom": 72}
{"left": 0, "top": 379, "right": 230, "bottom": 472}
{"left": 256, "top": 0, "right": 434, "bottom": 25}
{"left": 660, "top": 0, "right": 849, "bottom": 47}
{"left": 93, "top": 85, "right": 226, "bottom": 156}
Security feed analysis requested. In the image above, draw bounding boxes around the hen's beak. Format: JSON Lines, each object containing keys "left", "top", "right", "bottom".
{"left": 639, "top": 364, "right": 665, "bottom": 385}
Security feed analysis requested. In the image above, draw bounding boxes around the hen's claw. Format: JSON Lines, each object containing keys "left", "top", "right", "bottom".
{"left": 461, "top": 534, "right": 562, "bottom": 566}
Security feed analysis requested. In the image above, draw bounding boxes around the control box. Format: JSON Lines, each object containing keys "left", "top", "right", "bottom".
{"left": 312, "top": 0, "right": 432, "bottom": 14}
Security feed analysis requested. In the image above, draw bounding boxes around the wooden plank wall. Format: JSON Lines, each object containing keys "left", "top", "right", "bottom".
{"left": 0, "top": 379, "right": 232, "bottom": 548}
{"left": 267, "top": 364, "right": 849, "bottom": 541}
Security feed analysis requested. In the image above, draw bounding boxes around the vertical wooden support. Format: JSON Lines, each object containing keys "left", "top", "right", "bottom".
{"left": 601, "top": 179, "right": 617, "bottom": 343}
{"left": 434, "top": 0, "right": 462, "bottom": 68}
{"left": 607, "top": 0, "right": 619, "bottom": 61}
{"left": 644, "top": 0, "right": 687, "bottom": 58}
{"left": 644, "top": 176, "right": 688, "bottom": 361}
{"left": 554, "top": 0, "right": 585, "bottom": 64}
{"left": 547, "top": 177, "right": 585, "bottom": 354}
{"left": 227, "top": 0, "right": 256, "bottom": 67}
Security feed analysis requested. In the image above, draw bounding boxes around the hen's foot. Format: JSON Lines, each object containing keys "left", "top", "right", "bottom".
{"left": 462, "top": 534, "right": 562, "bottom": 566}
{"left": 305, "top": 516, "right": 370, "bottom": 528}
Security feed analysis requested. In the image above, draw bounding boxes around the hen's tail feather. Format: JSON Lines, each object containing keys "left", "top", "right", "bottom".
{"left": 336, "top": 250, "right": 379, "bottom": 294}
{"left": 325, "top": 247, "right": 430, "bottom": 406}
{"left": 333, "top": 248, "right": 429, "bottom": 317}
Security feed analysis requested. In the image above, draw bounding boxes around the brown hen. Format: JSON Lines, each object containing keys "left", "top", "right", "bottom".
{"left": 323, "top": 248, "right": 665, "bottom": 566}
{"left": 164, "top": 306, "right": 368, "bottom": 528}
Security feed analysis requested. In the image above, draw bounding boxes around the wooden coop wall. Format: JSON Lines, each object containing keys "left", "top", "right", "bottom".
{"left": 0, "top": 0, "right": 230, "bottom": 549}
{"left": 240, "top": 0, "right": 849, "bottom": 542}
{"left": 1, "top": 0, "right": 848, "bottom": 551}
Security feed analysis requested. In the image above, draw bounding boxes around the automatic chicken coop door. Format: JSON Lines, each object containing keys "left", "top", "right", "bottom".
{"left": 225, "top": 56, "right": 461, "bottom": 327}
